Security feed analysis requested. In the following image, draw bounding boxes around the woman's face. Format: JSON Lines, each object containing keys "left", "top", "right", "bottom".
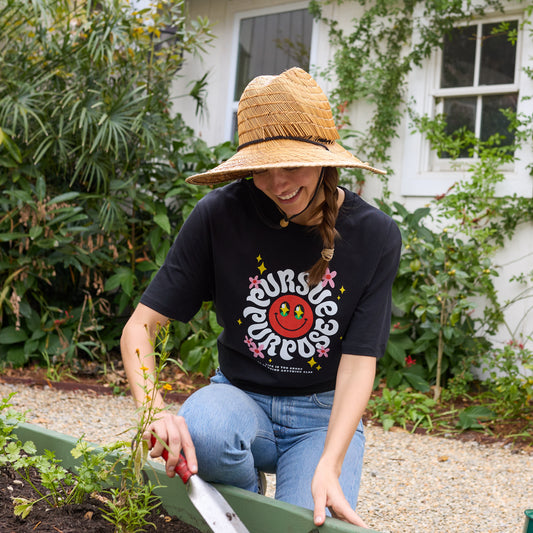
{"left": 252, "top": 166, "right": 323, "bottom": 225}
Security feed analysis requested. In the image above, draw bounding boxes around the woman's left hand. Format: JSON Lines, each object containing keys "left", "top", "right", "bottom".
{"left": 311, "top": 460, "right": 369, "bottom": 528}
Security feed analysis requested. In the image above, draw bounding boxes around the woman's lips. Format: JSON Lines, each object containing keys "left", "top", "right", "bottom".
{"left": 277, "top": 187, "right": 302, "bottom": 203}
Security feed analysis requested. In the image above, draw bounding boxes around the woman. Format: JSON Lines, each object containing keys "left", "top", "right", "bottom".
{"left": 121, "top": 67, "right": 401, "bottom": 528}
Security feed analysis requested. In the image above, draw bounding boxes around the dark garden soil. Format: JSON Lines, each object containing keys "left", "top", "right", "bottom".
{"left": 0, "top": 364, "right": 212, "bottom": 531}
{"left": 0, "top": 465, "right": 203, "bottom": 533}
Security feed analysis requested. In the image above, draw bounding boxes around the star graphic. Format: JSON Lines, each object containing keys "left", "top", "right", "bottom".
{"left": 258, "top": 262, "right": 266, "bottom": 275}
{"left": 237, "top": 318, "right": 242, "bottom": 325}
{"left": 308, "top": 357, "right": 317, "bottom": 368}
{"left": 340, "top": 286, "right": 346, "bottom": 294}
{"left": 256, "top": 254, "right": 262, "bottom": 262}
{"left": 316, "top": 365, "right": 321, "bottom": 371}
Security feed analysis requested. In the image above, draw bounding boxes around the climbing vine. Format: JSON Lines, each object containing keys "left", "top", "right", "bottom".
{"left": 309, "top": 0, "right": 533, "bottom": 397}
{"left": 309, "top": 0, "right": 528, "bottom": 190}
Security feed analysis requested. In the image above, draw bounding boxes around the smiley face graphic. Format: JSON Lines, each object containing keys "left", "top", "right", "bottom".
{"left": 268, "top": 294, "right": 314, "bottom": 339}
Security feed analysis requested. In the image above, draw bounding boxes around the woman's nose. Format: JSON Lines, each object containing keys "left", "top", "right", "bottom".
{"left": 268, "top": 169, "right": 290, "bottom": 193}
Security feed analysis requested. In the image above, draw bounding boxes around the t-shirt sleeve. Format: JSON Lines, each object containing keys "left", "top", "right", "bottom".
{"left": 140, "top": 199, "right": 214, "bottom": 322}
{"left": 341, "top": 218, "right": 402, "bottom": 358}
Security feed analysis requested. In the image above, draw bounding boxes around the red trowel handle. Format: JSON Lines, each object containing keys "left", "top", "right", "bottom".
{"left": 150, "top": 435, "right": 192, "bottom": 483}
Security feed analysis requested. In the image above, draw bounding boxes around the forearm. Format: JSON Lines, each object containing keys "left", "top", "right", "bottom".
{"left": 120, "top": 303, "right": 170, "bottom": 409}
{"left": 321, "top": 354, "right": 376, "bottom": 473}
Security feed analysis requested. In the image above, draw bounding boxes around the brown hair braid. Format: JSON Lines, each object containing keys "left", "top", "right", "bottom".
{"left": 306, "top": 167, "right": 340, "bottom": 287}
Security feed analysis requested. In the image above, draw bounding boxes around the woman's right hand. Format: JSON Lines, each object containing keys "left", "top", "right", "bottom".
{"left": 144, "top": 411, "right": 198, "bottom": 477}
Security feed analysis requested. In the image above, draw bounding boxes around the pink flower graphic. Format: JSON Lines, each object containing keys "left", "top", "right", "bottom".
{"left": 249, "top": 275, "right": 262, "bottom": 289}
{"left": 244, "top": 337, "right": 264, "bottom": 358}
{"left": 317, "top": 346, "right": 330, "bottom": 358}
{"left": 251, "top": 344, "right": 265, "bottom": 359}
{"left": 244, "top": 335, "right": 254, "bottom": 347}
{"left": 321, "top": 267, "right": 337, "bottom": 288}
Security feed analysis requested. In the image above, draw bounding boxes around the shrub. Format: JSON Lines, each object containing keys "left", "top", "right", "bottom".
{"left": 0, "top": 0, "right": 227, "bottom": 369}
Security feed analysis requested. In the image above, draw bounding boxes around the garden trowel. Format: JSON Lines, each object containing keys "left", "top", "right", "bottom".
{"left": 151, "top": 436, "right": 250, "bottom": 533}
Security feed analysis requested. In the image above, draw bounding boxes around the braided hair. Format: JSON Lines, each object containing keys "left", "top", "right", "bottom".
{"left": 306, "top": 167, "right": 340, "bottom": 287}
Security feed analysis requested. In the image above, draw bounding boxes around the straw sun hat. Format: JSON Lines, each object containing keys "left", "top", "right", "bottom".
{"left": 186, "top": 67, "right": 385, "bottom": 185}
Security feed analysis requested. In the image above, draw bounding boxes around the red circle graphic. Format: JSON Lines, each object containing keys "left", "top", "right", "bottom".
{"left": 268, "top": 295, "right": 314, "bottom": 339}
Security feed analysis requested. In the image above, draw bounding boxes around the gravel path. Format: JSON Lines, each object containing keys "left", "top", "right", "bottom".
{"left": 1, "top": 382, "right": 531, "bottom": 533}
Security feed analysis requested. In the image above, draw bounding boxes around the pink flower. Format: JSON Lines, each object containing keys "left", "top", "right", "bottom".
{"left": 244, "top": 336, "right": 254, "bottom": 347}
{"left": 252, "top": 344, "right": 265, "bottom": 359}
{"left": 317, "top": 346, "right": 330, "bottom": 358}
{"left": 249, "top": 275, "right": 262, "bottom": 289}
{"left": 321, "top": 268, "right": 337, "bottom": 288}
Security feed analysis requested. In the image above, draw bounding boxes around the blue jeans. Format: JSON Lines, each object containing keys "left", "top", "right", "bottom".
{"left": 178, "top": 370, "right": 365, "bottom": 512}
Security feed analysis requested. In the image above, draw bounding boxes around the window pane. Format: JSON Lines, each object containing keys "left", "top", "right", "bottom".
{"left": 479, "top": 21, "right": 517, "bottom": 85}
{"left": 234, "top": 9, "right": 313, "bottom": 99}
{"left": 441, "top": 25, "right": 476, "bottom": 88}
{"left": 480, "top": 93, "right": 517, "bottom": 147}
{"left": 441, "top": 96, "right": 477, "bottom": 158}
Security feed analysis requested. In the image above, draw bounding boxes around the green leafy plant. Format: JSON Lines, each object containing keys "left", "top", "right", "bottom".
{"left": 480, "top": 339, "right": 533, "bottom": 418}
{"left": 174, "top": 302, "right": 223, "bottom": 377}
{"left": 308, "top": 0, "right": 533, "bottom": 404}
{"left": 0, "top": 393, "right": 120, "bottom": 518}
{"left": 0, "top": 0, "right": 220, "bottom": 369}
{"left": 376, "top": 104, "right": 533, "bottom": 400}
{"left": 0, "top": 323, "right": 184, "bottom": 530}
{"left": 456, "top": 405, "right": 496, "bottom": 431}
{"left": 367, "top": 388, "right": 438, "bottom": 432}
{"left": 101, "top": 321, "right": 181, "bottom": 532}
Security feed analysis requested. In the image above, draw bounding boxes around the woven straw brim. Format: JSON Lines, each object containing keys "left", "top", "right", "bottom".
{"left": 186, "top": 139, "right": 385, "bottom": 185}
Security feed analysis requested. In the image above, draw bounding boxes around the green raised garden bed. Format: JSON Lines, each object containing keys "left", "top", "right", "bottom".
{"left": 14, "top": 421, "right": 382, "bottom": 533}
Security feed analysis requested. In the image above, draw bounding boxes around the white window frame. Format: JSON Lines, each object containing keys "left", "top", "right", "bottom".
{"left": 401, "top": 8, "right": 533, "bottom": 198}
{"left": 224, "top": 2, "right": 319, "bottom": 141}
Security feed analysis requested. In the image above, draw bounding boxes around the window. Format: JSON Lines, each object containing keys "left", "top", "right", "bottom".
{"left": 227, "top": 4, "right": 315, "bottom": 140}
{"left": 401, "top": 10, "right": 533, "bottom": 197}
{"left": 436, "top": 20, "right": 518, "bottom": 159}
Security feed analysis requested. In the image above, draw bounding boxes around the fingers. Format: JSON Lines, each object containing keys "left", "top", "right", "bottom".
{"left": 144, "top": 413, "right": 197, "bottom": 477}
{"left": 312, "top": 484, "right": 368, "bottom": 528}
{"left": 315, "top": 501, "right": 368, "bottom": 528}
{"left": 312, "top": 488, "right": 327, "bottom": 526}
{"left": 177, "top": 419, "right": 197, "bottom": 474}
{"left": 327, "top": 503, "right": 369, "bottom": 528}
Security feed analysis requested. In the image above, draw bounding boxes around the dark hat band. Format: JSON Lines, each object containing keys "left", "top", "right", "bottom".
{"left": 237, "top": 135, "right": 331, "bottom": 152}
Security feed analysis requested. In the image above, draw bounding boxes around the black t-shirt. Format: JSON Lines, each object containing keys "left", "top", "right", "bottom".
{"left": 141, "top": 179, "right": 402, "bottom": 395}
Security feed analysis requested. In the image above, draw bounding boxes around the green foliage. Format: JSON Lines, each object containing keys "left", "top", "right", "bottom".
{"left": 456, "top": 405, "right": 496, "bottom": 430}
{"left": 0, "top": 0, "right": 228, "bottom": 369}
{"left": 102, "top": 482, "right": 162, "bottom": 533}
{"left": 0, "top": 393, "right": 121, "bottom": 518}
{"left": 309, "top": 0, "right": 511, "bottom": 192}
{"left": 309, "top": 0, "right": 533, "bottom": 401}
{"left": 378, "top": 123, "right": 533, "bottom": 396}
{"left": 174, "top": 302, "right": 223, "bottom": 377}
{"left": 101, "top": 322, "right": 177, "bottom": 532}
{"left": 480, "top": 339, "right": 533, "bottom": 418}
{"left": 367, "top": 387, "right": 437, "bottom": 432}
{"left": 0, "top": 325, "right": 186, "bottom": 529}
